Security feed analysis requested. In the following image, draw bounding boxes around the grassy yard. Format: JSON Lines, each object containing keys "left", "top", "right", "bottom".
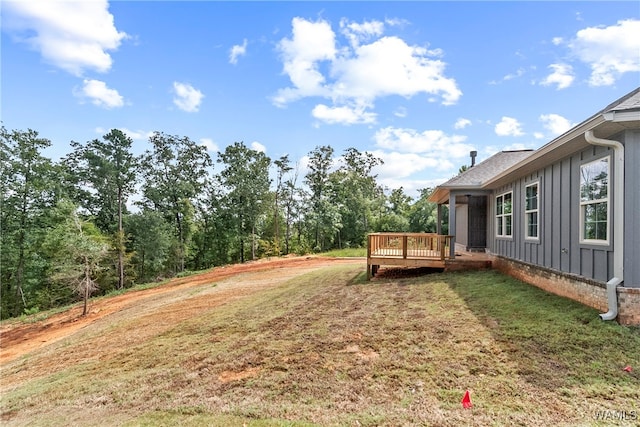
{"left": 1, "top": 264, "right": 639, "bottom": 426}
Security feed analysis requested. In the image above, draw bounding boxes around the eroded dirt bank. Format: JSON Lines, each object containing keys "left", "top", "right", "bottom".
{"left": 0, "top": 256, "right": 364, "bottom": 367}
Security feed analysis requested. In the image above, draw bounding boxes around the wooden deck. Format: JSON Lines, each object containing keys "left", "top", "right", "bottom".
{"left": 367, "top": 232, "right": 491, "bottom": 279}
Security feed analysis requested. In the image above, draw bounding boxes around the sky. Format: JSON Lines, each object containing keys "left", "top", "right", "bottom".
{"left": 2, "top": 1, "right": 639, "bottom": 197}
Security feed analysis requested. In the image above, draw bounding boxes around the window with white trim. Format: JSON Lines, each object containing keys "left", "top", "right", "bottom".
{"left": 496, "top": 191, "right": 512, "bottom": 237}
{"left": 525, "top": 182, "right": 539, "bottom": 239}
{"left": 580, "top": 157, "right": 609, "bottom": 243}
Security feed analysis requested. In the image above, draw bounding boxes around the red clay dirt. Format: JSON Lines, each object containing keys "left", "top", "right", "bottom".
{"left": 0, "top": 256, "right": 363, "bottom": 366}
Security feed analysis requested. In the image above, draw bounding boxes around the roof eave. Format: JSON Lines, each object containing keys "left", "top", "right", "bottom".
{"left": 603, "top": 110, "right": 640, "bottom": 122}
{"left": 428, "top": 184, "right": 483, "bottom": 204}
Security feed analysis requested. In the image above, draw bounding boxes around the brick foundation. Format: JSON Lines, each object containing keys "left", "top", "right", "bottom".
{"left": 492, "top": 256, "right": 640, "bottom": 326}
{"left": 618, "top": 287, "right": 640, "bottom": 326}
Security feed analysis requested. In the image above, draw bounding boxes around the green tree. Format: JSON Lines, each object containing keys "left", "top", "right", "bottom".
{"left": 63, "top": 129, "right": 138, "bottom": 289}
{"left": 305, "top": 145, "right": 338, "bottom": 251}
{"left": 191, "top": 185, "right": 232, "bottom": 268}
{"left": 1, "top": 127, "right": 57, "bottom": 317}
{"left": 283, "top": 162, "right": 305, "bottom": 255}
{"left": 409, "top": 187, "right": 448, "bottom": 234}
{"left": 125, "top": 210, "right": 174, "bottom": 282}
{"left": 389, "top": 187, "right": 413, "bottom": 216}
{"left": 42, "top": 201, "right": 109, "bottom": 316}
{"left": 375, "top": 187, "right": 412, "bottom": 232}
{"left": 330, "top": 148, "right": 383, "bottom": 247}
{"left": 273, "top": 154, "right": 293, "bottom": 255}
{"left": 217, "top": 142, "right": 271, "bottom": 262}
{"left": 139, "top": 132, "right": 213, "bottom": 272}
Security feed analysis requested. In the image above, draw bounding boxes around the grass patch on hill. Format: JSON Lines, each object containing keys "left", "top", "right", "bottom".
{"left": 319, "top": 247, "right": 367, "bottom": 257}
{"left": 2, "top": 266, "right": 639, "bottom": 426}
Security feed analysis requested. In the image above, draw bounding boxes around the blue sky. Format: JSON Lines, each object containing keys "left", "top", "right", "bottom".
{"left": 2, "top": 1, "right": 639, "bottom": 197}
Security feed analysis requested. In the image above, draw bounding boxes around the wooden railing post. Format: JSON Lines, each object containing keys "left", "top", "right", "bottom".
{"left": 402, "top": 234, "right": 408, "bottom": 259}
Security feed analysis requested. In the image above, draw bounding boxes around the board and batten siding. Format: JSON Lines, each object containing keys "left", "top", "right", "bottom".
{"left": 488, "top": 144, "right": 616, "bottom": 284}
{"left": 624, "top": 129, "right": 640, "bottom": 288}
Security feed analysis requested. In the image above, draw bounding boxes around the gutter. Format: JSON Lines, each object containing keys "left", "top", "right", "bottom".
{"left": 584, "top": 130, "right": 624, "bottom": 321}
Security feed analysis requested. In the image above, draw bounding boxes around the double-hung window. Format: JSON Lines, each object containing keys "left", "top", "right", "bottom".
{"left": 580, "top": 157, "right": 609, "bottom": 243}
{"left": 525, "top": 182, "right": 539, "bottom": 240}
{"left": 496, "top": 192, "right": 512, "bottom": 237}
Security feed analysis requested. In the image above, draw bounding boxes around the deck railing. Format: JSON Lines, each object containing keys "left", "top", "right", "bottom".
{"left": 367, "top": 232, "right": 454, "bottom": 261}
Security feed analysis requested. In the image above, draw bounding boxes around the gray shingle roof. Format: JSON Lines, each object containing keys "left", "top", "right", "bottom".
{"left": 438, "top": 150, "right": 534, "bottom": 188}
{"left": 609, "top": 88, "right": 640, "bottom": 112}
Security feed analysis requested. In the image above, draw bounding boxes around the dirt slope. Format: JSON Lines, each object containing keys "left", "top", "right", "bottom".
{"left": 0, "top": 256, "right": 363, "bottom": 367}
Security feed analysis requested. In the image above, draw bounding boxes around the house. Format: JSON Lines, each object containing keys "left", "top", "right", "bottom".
{"left": 428, "top": 87, "right": 640, "bottom": 325}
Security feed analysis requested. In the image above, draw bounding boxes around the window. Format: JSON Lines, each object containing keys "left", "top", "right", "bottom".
{"left": 496, "top": 192, "right": 512, "bottom": 237}
{"left": 580, "top": 157, "right": 609, "bottom": 243}
{"left": 525, "top": 182, "right": 539, "bottom": 239}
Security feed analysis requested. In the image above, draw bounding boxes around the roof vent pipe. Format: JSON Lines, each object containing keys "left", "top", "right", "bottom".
{"left": 584, "top": 130, "right": 624, "bottom": 321}
{"left": 470, "top": 151, "right": 477, "bottom": 167}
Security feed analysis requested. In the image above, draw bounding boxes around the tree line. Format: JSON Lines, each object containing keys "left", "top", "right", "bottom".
{"left": 1, "top": 126, "right": 448, "bottom": 319}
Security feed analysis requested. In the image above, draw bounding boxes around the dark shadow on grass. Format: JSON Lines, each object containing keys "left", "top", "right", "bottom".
{"left": 346, "top": 270, "right": 369, "bottom": 285}
{"left": 444, "top": 269, "right": 640, "bottom": 391}
{"left": 371, "top": 267, "right": 444, "bottom": 280}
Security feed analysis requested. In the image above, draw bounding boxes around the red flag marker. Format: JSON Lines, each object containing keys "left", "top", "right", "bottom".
{"left": 461, "top": 390, "right": 472, "bottom": 409}
{"left": 623, "top": 365, "right": 632, "bottom": 372}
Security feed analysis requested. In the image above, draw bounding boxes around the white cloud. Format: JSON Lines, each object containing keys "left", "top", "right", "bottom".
{"left": 371, "top": 150, "right": 451, "bottom": 180}
{"left": 393, "top": 106, "right": 408, "bottom": 118}
{"left": 502, "top": 143, "right": 531, "bottom": 151}
{"left": 495, "top": 117, "right": 524, "bottom": 137}
{"left": 273, "top": 17, "right": 461, "bottom": 125}
{"left": 378, "top": 177, "right": 448, "bottom": 198}
{"left": 568, "top": 19, "right": 640, "bottom": 86}
{"left": 332, "top": 36, "right": 457, "bottom": 103}
{"left": 489, "top": 67, "right": 527, "bottom": 85}
{"left": 368, "top": 148, "right": 456, "bottom": 197}
{"left": 120, "top": 128, "right": 154, "bottom": 141}
{"left": 539, "top": 113, "right": 574, "bottom": 136}
{"left": 340, "top": 18, "right": 385, "bottom": 47}
{"left": 502, "top": 68, "right": 525, "bottom": 81}
{"left": 3, "top": 0, "right": 127, "bottom": 76}
{"left": 172, "top": 82, "right": 204, "bottom": 112}
{"left": 312, "top": 104, "right": 377, "bottom": 125}
{"left": 454, "top": 118, "right": 471, "bottom": 130}
{"left": 273, "top": 17, "right": 336, "bottom": 104}
{"left": 374, "top": 126, "right": 472, "bottom": 157}
{"left": 540, "top": 63, "right": 575, "bottom": 89}
{"left": 251, "top": 141, "right": 266, "bottom": 153}
{"left": 74, "top": 79, "right": 124, "bottom": 108}
{"left": 200, "top": 138, "right": 219, "bottom": 152}
{"left": 229, "top": 39, "right": 248, "bottom": 64}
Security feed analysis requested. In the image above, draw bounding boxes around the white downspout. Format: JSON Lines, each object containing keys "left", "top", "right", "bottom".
{"left": 584, "top": 130, "right": 624, "bottom": 321}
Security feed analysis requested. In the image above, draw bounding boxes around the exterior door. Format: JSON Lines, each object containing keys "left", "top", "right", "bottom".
{"left": 467, "top": 196, "right": 487, "bottom": 250}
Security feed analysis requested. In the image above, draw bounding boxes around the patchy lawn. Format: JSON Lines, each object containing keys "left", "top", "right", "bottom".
{"left": 1, "top": 260, "right": 639, "bottom": 426}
